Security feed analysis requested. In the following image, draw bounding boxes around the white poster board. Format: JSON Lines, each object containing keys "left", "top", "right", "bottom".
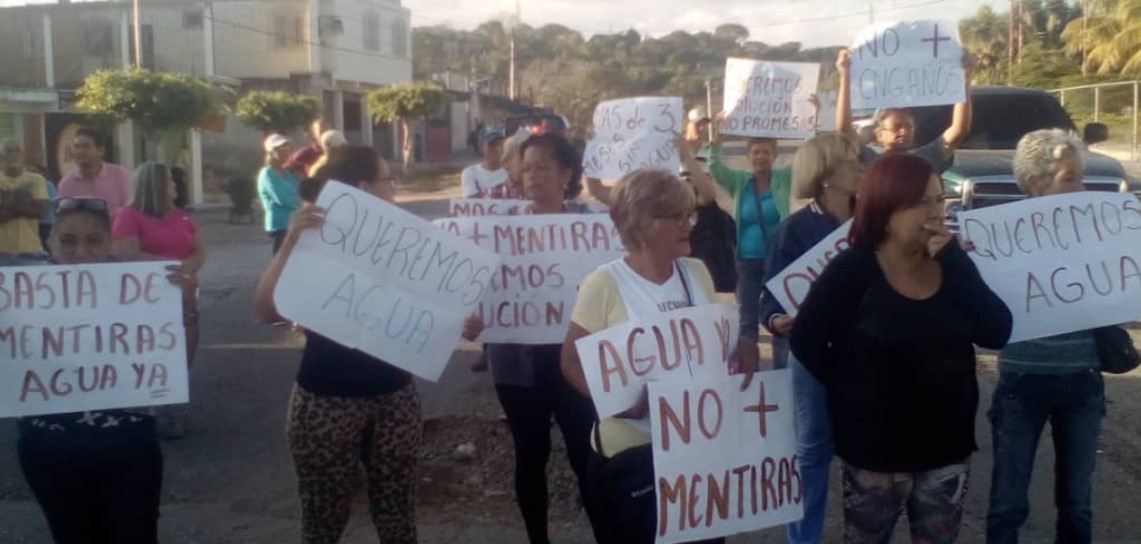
{"left": 722, "top": 59, "right": 821, "bottom": 140}
{"left": 449, "top": 198, "right": 530, "bottom": 217}
{"left": 275, "top": 182, "right": 501, "bottom": 382}
{"left": 0, "top": 262, "right": 189, "bottom": 418}
{"left": 434, "top": 214, "right": 625, "bottom": 344}
{"left": 765, "top": 220, "right": 852, "bottom": 317}
{"left": 958, "top": 192, "right": 1141, "bottom": 343}
{"left": 583, "top": 97, "right": 683, "bottom": 180}
{"left": 649, "top": 371, "right": 803, "bottom": 544}
{"left": 849, "top": 20, "right": 966, "bottom": 109}
{"left": 576, "top": 304, "right": 738, "bottom": 419}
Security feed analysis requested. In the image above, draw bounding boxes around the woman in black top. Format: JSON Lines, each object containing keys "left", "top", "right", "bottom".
{"left": 255, "top": 146, "right": 479, "bottom": 544}
{"left": 790, "top": 154, "right": 1012, "bottom": 544}
{"left": 18, "top": 197, "right": 197, "bottom": 544}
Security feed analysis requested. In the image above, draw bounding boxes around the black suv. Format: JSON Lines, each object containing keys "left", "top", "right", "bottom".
{"left": 907, "top": 86, "right": 1134, "bottom": 211}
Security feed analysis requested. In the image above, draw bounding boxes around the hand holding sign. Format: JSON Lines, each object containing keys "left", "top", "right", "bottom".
{"left": 850, "top": 20, "right": 966, "bottom": 109}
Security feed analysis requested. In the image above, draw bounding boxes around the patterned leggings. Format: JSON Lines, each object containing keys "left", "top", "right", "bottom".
{"left": 286, "top": 383, "right": 422, "bottom": 544}
{"left": 842, "top": 460, "right": 971, "bottom": 544}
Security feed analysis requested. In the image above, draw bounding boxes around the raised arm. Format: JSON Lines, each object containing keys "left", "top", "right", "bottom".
{"left": 941, "top": 54, "right": 975, "bottom": 150}
{"left": 675, "top": 135, "right": 716, "bottom": 205}
{"left": 584, "top": 177, "right": 613, "bottom": 206}
{"left": 835, "top": 49, "right": 854, "bottom": 137}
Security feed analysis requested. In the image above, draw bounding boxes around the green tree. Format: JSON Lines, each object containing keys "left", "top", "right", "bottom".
{"left": 714, "top": 24, "right": 750, "bottom": 45}
{"left": 1063, "top": 0, "right": 1141, "bottom": 76}
{"left": 77, "top": 68, "right": 226, "bottom": 160}
{"left": 960, "top": 5, "right": 1011, "bottom": 84}
{"left": 235, "top": 91, "right": 320, "bottom": 136}
{"left": 366, "top": 82, "right": 449, "bottom": 172}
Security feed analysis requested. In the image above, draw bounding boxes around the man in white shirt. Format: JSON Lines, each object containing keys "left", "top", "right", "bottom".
{"left": 460, "top": 128, "right": 509, "bottom": 198}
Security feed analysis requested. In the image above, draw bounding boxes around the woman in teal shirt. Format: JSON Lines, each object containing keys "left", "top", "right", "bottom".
{"left": 258, "top": 133, "right": 301, "bottom": 254}
{"left": 708, "top": 124, "right": 792, "bottom": 372}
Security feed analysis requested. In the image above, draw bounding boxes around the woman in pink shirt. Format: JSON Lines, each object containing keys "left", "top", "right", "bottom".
{"left": 112, "top": 162, "right": 206, "bottom": 437}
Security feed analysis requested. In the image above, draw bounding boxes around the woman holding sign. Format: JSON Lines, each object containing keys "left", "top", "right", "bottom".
{"left": 790, "top": 154, "right": 1011, "bottom": 544}
{"left": 986, "top": 129, "right": 1106, "bottom": 544}
{"left": 560, "top": 169, "right": 723, "bottom": 544}
{"left": 112, "top": 162, "right": 206, "bottom": 438}
{"left": 469, "top": 132, "right": 608, "bottom": 544}
{"left": 19, "top": 197, "right": 197, "bottom": 544}
{"left": 254, "top": 146, "right": 446, "bottom": 544}
{"left": 707, "top": 113, "right": 794, "bottom": 372}
{"left": 759, "top": 133, "right": 864, "bottom": 544}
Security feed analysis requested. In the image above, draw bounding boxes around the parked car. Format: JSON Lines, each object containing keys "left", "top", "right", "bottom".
{"left": 905, "top": 86, "right": 1137, "bottom": 214}
{"left": 505, "top": 112, "right": 569, "bottom": 137}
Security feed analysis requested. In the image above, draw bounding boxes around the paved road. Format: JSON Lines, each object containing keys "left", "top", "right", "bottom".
{"left": 1, "top": 197, "right": 1141, "bottom": 543}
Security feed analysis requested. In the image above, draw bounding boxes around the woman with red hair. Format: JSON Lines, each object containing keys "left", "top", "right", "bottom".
{"left": 789, "top": 154, "right": 1012, "bottom": 543}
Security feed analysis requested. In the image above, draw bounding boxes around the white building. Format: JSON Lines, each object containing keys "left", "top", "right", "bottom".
{"left": 0, "top": 0, "right": 413, "bottom": 205}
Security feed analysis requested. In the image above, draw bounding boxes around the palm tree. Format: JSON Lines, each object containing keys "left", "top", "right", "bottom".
{"left": 960, "top": 5, "right": 1010, "bottom": 84}
{"left": 1062, "top": 0, "right": 1141, "bottom": 76}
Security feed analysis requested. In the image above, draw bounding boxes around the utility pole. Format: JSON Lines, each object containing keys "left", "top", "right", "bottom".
{"left": 508, "top": 0, "right": 520, "bottom": 100}
{"left": 1007, "top": 0, "right": 1015, "bottom": 81}
{"left": 132, "top": 0, "right": 143, "bottom": 68}
{"left": 868, "top": 1, "right": 875, "bottom": 25}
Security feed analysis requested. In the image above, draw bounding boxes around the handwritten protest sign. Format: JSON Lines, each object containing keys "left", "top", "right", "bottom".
{"left": 576, "top": 304, "right": 738, "bottom": 418}
{"left": 850, "top": 20, "right": 966, "bottom": 109}
{"left": 765, "top": 220, "right": 852, "bottom": 317}
{"left": 435, "top": 214, "right": 625, "bottom": 344}
{"left": 275, "top": 182, "right": 500, "bottom": 382}
{"left": 583, "top": 97, "right": 683, "bottom": 180}
{"left": 650, "top": 371, "right": 803, "bottom": 544}
{"left": 449, "top": 198, "right": 530, "bottom": 217}
{"left": 0, "top": 262, "right": 188, "bottom": 418}
{"left": 959, "top": 192, "right": 1141, "bottom": 343}
{"left": 722, "top": 59, "right": 820, "bottom": 140}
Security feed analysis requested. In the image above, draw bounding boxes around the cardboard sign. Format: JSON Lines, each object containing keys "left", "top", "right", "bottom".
{"left": 0, "top": 262, "right": 189, "bottom": 418}
{"left": 435, "top": 214, "right": 625, "bottom": 344}
{"left": 583, "top": 97, "right": 684, "bottom": 180}
{"left": 765, "top": 220, "right": 852, "bottom": 317}
{"left": 722, "top": 59, "right": 820, "bottom": 140}
{"left": 849, "top": 20, "right": 966, "bottom": 109}
{"left": 576, "top": 304, "right": 738, "bottom": 419}
{"left": 275, "top": 182, "right": 500, "bottom": 382}
{"left": 449, "top": 198, "right": 530, "bottom": 217}
{"left": 958, "top": 192, "right": 1141, "bottom": 343}
{"left": 649, "top": 371, "right": 803, "bottom": 544}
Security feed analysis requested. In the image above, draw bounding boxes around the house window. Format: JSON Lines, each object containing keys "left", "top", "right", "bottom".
{"left": 273, "top": 16, "right": 304, "bottom": 47}
{"left": 183, "top": 9, "right": 204, "bottom": 29}
{"left": 390, "top": 19, "right": 408, "bottom": 57}
{"left": 22, "top": 28, "right": 43, "bottom": 59}
{"left": 83, "top": 21, "right": 114, "bottom": 56}
{"left": 363, "top": 12, "right": 380, "bottom": 52}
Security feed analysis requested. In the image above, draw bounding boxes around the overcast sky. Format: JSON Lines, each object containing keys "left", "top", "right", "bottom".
{"left": 0, "top": 0, "right": 1003, "bottom": 48}
{"left": 403, "top": 0, "right": 1001, "bottom": 48}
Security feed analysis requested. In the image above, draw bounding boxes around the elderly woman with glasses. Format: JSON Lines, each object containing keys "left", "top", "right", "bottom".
{"left": 561, "top": 168, "right": 723, "bottom": 544}
{"left": 112, "top": 162, "right": 206, "bottom": 438}
{"left": 986, "top": 129, "right": 1106, "bottom": 544}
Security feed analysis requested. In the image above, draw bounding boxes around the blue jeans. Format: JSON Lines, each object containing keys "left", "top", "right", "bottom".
{"left": 986, "top": 369, "right": 1104, "bottom": 544}
{"left": 736, "top": 258, "right": 765, "bottom": 341}
{"left": 787, "top": 355, "right": 832, "bottom": 544}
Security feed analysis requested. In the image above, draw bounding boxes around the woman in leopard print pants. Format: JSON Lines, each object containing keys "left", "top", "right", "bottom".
{"left": 256, "top": 146, "right": 480, "bottom": 543}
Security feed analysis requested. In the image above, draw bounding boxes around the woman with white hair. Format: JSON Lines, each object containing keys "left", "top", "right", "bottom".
{"left": 986, "top": 129, "right": 1105, "bottom": 544}
{"left": 112, "top": 162, "right": 206, "bottom": 438}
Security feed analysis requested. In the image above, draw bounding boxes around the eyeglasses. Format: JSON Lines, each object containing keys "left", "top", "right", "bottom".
{"left": 655, "top": 211, "right": 698, "bottom": 227}
{"left": 56, "top": 197, "right": 109, "bottom": 215}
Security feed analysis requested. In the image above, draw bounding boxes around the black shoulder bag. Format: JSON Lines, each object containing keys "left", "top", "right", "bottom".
{"left": 1094, "top": 326, "right": 1140, "bottom": 374}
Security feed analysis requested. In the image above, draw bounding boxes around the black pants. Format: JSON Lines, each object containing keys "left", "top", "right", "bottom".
{"left": 494, "top": 344, "right": 606, "bottom": 544}
{"left": 18, "top": 420, "right": 163, "bottom": 544}
{"left": 270, "top": 230, "right": 288, "bottom": 255}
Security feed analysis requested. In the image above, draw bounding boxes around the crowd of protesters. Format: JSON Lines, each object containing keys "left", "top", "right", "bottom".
{"left": 0, "top": 44, "right": 1123, "bottom": 544}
